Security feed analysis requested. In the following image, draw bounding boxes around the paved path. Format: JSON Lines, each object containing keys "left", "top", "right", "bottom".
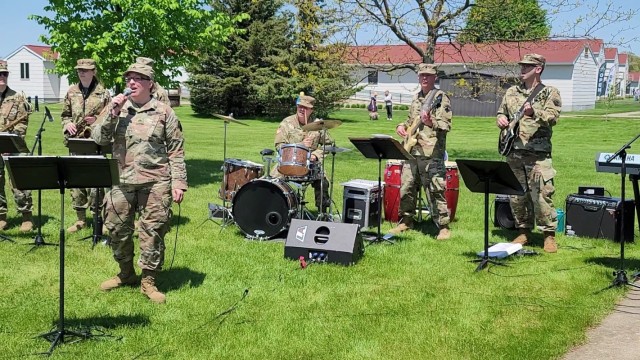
{"left": 563, "top": 285, "right": 640, "bottom": 360}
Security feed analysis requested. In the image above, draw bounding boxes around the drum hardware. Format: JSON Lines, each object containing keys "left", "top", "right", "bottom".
{"left": 209, "top": 113, "right": 249, "bottom": 229}
{"left": 260, "top": 148, "right": 276, "bottom": 178}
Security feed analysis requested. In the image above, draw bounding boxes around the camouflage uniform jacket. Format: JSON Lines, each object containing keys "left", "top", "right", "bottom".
{"left": 92, "top": 98, "right": 188, "bottom": 191}
{"left": 0, "top": 87, "right": 30, "bottom": 151}
{"left": 274, "top": 115, "right": 334, "bottom": 161}
{"left": 154, "top": 84, "right": 170, "bottom": 105}
{"left": 497, "top": 84, "right": 561, "bottom": 154}
{"left": 399, "top": 89, "right": 452, "bottom": 158}
{"left": 61, "top": 81, "right": 110, "bottom": 135}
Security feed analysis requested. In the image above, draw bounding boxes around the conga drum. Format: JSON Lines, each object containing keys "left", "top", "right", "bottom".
{"left": 445, "top": 161, "right": 459, "bottom": 221}
{"left": 383, "top": 160, "right": 403, "bottom": 222}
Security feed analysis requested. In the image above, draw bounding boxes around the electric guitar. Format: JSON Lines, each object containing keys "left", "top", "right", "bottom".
{"left": 497, "top": 84, "right": 545, "bottom": 156}
{"left": 403, "top": 93, "right": 443, "bottom": 153}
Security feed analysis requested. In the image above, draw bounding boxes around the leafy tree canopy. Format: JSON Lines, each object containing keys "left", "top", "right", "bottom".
{"left": 31, "top": 0, "right": 245, "bottom": 89}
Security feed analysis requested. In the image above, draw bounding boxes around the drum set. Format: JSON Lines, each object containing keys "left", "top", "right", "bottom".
{"left": 211, "top": 114, "right": 348, "bottom": 240}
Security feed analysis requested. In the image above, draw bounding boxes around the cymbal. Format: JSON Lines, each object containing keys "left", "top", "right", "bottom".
{"left": 212, "top": 113, "right": 249, "bottom": 126}
{"left": 301, "top": 119, "right": 342, "bottom": 131}
{"left": 324, "top": 145, "right": 351, "bottom": 153}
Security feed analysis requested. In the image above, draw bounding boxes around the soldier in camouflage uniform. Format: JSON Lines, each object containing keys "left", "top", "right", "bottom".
{"left": 92, "top": 61, "right": 187, "bottom": 303}
{"left": 62, "top": 59, "right": 111, "bottom": 233}
{"left": 272, "top": 95, "right": 332, "bottom": 214}
{"left": 0, "top": 60, "right": 34, "bottom": 232}
{"left": 496, "top": 53, "right": 562, "bottom": 253}
{"left": 389, "top": 64, "right": 453, "bottom": 240}
{"left": 135, "top": 57, "right": 170, "bottom": 105}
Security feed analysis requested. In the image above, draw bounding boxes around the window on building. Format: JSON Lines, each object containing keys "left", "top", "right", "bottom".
{"left": 20, "top": 63, "right": 30, "bottom": 79}
{"left": 584, "top": 48, "right": 589, "bottom": 58}
{"left": 367, "top": 70, "right": 378, "bottom": 85}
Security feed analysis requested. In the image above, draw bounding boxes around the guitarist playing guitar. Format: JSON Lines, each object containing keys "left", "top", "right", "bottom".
{"left": 391, "top": 63, "right": 453, "bottom": 240}
{"left": 496, "top": 53, "right": 562, "bottom": 253}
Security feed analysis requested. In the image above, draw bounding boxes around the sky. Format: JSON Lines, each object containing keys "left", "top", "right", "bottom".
{"left": 2, "top": 0, "right": 639, "bottom": 59}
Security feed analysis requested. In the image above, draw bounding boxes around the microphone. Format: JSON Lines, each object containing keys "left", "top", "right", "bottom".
{"left": 44, "top": 106, "right": 54, "bottom": 122}
{"left": 123, "top": 88, "right": 132, "bottom": 96}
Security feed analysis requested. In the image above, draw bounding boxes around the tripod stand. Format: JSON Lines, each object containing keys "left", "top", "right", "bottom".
{"left": 456, "top": 159, "right": 524, "bottom": 271}
{"left": 209, "top": 114, "right": 248, "bottom": 228}
{"left": 602, "top": 134, "right": 640, "bottom": 290}
{"left": 5, "top": 155, "right": 119, "bottom": 355}
{"left": 349, "top": 136, "right": 412, "bottom": 244}
{"left": 68, "top": 139, "right": 112, "bottom": 248}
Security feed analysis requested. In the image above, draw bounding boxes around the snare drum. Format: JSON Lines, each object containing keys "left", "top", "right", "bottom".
{"left": 445, "top": 161, "right": 459, "bottom": 221}
{"left": 219, "top": 159, "right": 264, "bottom": 201}
{"left": 383, "top": 160, "right": 404, "bottom": 222}
{"left": 232, "top": 178, "right": 299, "bottom": 240}
{"left": 278, "top": 144, "right": 311, "bottom": 177}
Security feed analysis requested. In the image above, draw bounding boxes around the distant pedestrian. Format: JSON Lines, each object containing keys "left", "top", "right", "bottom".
{"left": 634, "top": 88, "right": 640, "bottom": 101}
{"left": 368, "top": 93, "right": 378, "bottom": 120}
{"left": 384, "top": 90, "right": 393, "bottom": 120}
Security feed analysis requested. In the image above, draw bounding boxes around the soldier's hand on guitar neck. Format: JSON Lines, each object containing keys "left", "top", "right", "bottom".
{"left": 396, "top": 125, "right": 407, "bottom": 137}
{"left": 496, "top": 114, "right": 509, "bottom": 129}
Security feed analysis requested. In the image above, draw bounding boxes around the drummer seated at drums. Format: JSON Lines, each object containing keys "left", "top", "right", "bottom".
{"left": 270, "top": 95, "right": 332, "bottom": 213}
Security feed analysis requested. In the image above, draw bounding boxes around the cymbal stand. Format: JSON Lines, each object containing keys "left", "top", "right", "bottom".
{"left": 327, "top": 144, "right": 341, "bottom": 221}
{"left": 208, "top": 118, "right": 234, "bottom": 228}
{"left": 316, "top": 129, "right": 330, "bottom": 221}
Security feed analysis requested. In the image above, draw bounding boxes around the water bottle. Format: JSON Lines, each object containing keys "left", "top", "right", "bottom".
{"left": 556, "top": 209, "right": 565, "bottom": 233}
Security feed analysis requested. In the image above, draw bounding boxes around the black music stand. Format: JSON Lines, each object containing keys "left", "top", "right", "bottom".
{"left": 5, "top": 155, "right": 119, "bottom": 356}
{"left": 456, "top": 159, "right": 525, "bottom": 271}
{"left": 603, "top": 134, "right": 640, "bottom": 290}
{"left": 0, "top": 133, "right": 27, "bottom": 243}
{"left": 349, "top": 136, "right": 413, "bottom": 244}
{"left": 68, "top": 139, "right": 113, "bottom": 248}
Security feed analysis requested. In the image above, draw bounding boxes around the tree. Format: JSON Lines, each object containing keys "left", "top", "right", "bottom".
{"left": 458, "top": 0, "right": 550, "bottom": 43}
{"left": 31, "top": 0, "right": 242, "bottom": 90}
{"left": 628, "top": 53, "right": 640, "bottom": 72}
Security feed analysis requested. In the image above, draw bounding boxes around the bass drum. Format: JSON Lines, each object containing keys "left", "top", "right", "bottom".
{"left": 232, "top": 179, "right": 298, "bottom": 240}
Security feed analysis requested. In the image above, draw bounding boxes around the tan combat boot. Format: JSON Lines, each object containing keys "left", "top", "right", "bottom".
{"left": 100, "top": 261, "right": 139, "bottom": 291}
{"left": 543, "top": 231, "right": 558, "bottom": 253}
{"left": 20, "top": 212, "right": 34, "bottom": 232}
{"left": 511, "top": 228, "right": 530, "bottom": 245}
{"left": 436, "top": 226, "right": 451, "bottom": 240}
{"left": 389, "top": 216, "right": 414, "bottom": 235}
{"left": 141, "top": 270, "right": 166, "bottom": 304}
{"left": 67, "top": 210, "right": 87, "bottom": 233}
{"left": 0, "top": 214, "right": 7, "bottom": 231}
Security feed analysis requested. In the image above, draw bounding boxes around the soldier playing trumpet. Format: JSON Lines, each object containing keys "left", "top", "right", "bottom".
{"left": 61, "top": 58, "right": 111, "bottom": 233}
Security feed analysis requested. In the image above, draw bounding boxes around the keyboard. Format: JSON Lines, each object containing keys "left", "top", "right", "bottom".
{"left": 595, "top": 152, "right": 640, "bottom": 175}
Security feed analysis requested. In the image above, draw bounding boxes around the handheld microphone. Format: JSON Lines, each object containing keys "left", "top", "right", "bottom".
{"left": 44, "top": 106, "right": 54, "bottom": 122}
{"left": 123, "top": 88, "right": 132, "bottom": 96}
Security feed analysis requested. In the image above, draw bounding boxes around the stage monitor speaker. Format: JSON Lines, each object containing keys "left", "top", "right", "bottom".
{"left": 494, "top": 195, "right": 515, "bottom": 229}
{"left": 284, "top": 219, "right": 364, "bottom": 266}
{"left": 565, "top": 194, "right": 635, "bottom": 242}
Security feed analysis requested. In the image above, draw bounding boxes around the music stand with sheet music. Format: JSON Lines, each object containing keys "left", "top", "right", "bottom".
{"left": 349, "top": 136, "right": 413, "bottom": 244}
{"left": 456, "top": 159, "right": 525, "bottom": 271}
{"left": 0, "top": 133, "right": 29, "bottom": 243}
{"left": 5, "top": 155, "right": 119, "bottom": 356}
{"left": 67, "top": 138, "right": 113, "bottom": 248}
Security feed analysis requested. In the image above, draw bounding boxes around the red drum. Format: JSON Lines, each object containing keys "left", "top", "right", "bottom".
{"left": 219, "top": 159, "right": 264, "bottom": 201}
{"left": 445, "top": 161, "right": 459, "bottom": 221}
{"left": 383, "top": 160, "right": 403, "bottom": 222}
{"left": 232, "top": 178, "right": 298, "bottom": 240}
{"left": 278, "top": 144, "right": 310, "bottom": 177}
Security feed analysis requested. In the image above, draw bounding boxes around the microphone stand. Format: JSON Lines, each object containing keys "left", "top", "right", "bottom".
{"left": 27, "top": 106, "right": 56, "bottom": 251}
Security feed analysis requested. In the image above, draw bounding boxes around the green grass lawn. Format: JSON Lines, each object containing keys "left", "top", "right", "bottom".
{"left": 0, "top": 99, "right": 639, "bottom": 359}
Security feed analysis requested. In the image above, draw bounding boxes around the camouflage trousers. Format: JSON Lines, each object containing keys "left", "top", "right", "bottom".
{"left": 506, "top": 151, "right": 557, "bottom": 232}
{"left": 70, "top": 187, "right": 106, "bottom": 213}
{"left": 398, "top": 156, "right": 449, "bottom": 227}
{"left": 0, "top": 154, "right": 33, "bottom": 215}
{"left": 104, "top": 181, "right": 172, "bottom": 271}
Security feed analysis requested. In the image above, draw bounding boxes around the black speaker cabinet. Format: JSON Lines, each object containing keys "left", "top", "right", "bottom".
{"left": 284, "top": 219, "right": 364, "bottom": 265}
{"left": 494, "top": 195, "right": 515, "bottom": 229}
{"left": 565, "top": 194, "right": 635, "bottom": 242}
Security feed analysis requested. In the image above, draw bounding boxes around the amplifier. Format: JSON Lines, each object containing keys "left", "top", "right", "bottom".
{"left": 342, "top": 180, "right": 381, "bottom": 230}
{"left": 494, "top": 195, "right": 515, "bottom": 229}
{"left": 565, "top": 194, "right": 635, "bottom": 242}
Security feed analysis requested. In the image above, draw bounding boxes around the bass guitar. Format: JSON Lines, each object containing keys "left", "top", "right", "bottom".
{"left": 403, "top": 93, "right": 443, "bottom": 153}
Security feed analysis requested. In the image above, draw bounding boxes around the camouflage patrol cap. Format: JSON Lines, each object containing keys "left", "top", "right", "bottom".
{"left": 298, "top": 95, "right": 315, "bottom": 109}
{"left": 75, "top": 59, "right": 96, "bottom": 70}
{"left": 518, "top": 53, "right": 546, "bottom": 66}
{"left": 136, "top": 57, "right": 155, "bottom": 66}
{"left": 123, "top": 62, "right": 155, "bottom": 81}
{"left": 0, "top": 60, "right": 9, "bottom": 73}
{"left": 417, "top": 63, "right": 437, "bottom": 75}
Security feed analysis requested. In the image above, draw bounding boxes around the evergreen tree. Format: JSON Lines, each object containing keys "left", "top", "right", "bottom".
{"left": 458, "top": 0, "right": 550, "bottom": 43}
